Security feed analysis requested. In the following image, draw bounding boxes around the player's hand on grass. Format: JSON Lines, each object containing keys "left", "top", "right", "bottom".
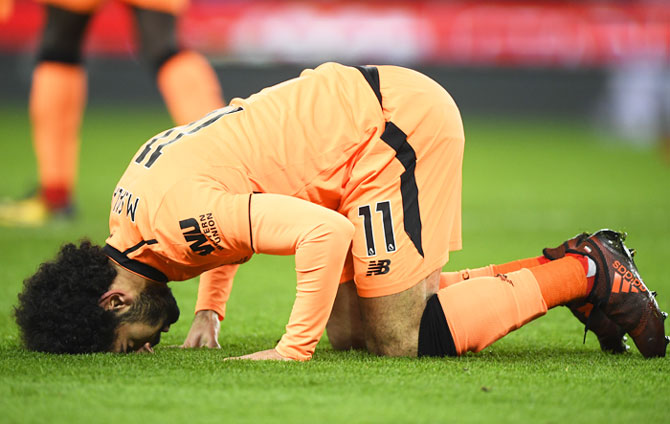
{"left": 181, "top": 310, "right": 221, "bottom": 348}
{"left": 225, "top": 348, "right": 293, "bottom": 361}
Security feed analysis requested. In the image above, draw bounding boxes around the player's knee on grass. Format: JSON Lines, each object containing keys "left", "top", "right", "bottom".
{"left": 133, "top": 7, "right": 179, "bottom": 74}
{"left": 38, "top": 5, "right": 91, "bottom": 64}
{"left": 326, "top": 281, "right": 365, "bottom": 350}
{"left": 358, "top": 271, "right": 440, "bottom": 357}
{"left": 361, "top": 300, "right": 420, "bottom": 357}
{"left": 364, "top": 323, "right": 417, "bottom": 357}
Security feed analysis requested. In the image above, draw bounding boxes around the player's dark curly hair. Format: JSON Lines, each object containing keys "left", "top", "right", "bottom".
{"left": 14, "top": 240, "right": 120, "bottom": 354}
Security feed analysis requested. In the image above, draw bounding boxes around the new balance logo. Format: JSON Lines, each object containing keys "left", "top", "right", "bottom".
{"left": 611, "top": 260, "right": 646, "bottom": 293}
{"left": 366, "top": 259, "right": 391, "bottom": 276}
{"left": 180, "top": 218, "right": 215, "bottom": 256}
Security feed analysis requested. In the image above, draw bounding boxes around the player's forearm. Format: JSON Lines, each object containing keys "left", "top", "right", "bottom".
{"left": 250, "top": 194, "right": 354, "bottom": 360}
{"left": 195, "top": 265, "right": 239, "bottom": 320}
{"left": 274, "top": 219, "right": 354, "bottom": 360}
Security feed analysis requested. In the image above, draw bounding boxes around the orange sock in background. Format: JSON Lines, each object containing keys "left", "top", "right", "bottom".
{"left": 30, "top": 62, "right": 86, "bottom": 209}
{"left": 439, "top": 256, "right": 549, "bottom": 288}
{"left": 437, "top": 256, "right": 589, "bottom": 355}
{"left": 157, "top": 51, "right": 224, "bottom": 125}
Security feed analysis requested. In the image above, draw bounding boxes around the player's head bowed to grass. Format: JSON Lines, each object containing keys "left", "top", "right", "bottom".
{"left": 14, "top": 240, "right": 179, "bottom": 354}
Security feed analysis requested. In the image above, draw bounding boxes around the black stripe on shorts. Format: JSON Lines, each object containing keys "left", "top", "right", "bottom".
{"left": 380, "top": 121, "right": 424, "bottom": 257}
{"left": 354, "top": 65, "right": 424, "bottom": 257}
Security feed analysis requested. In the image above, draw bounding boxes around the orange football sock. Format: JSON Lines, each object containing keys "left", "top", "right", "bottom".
{"left": 529, "top": 255, "right": 589, "bottom": 308}
{"left": 157, "top": 51, "right": 224, "bottom": 125}
{"left": 439, "top": 256, "right": 549, "bottom": 288}
{"left": 437, "top": 256, "right": 588, "bottom": 355}
{"left": 30, "top": 62, "right": 86, "bottom": 209}
{"left": 494, "top": 256, "right": 550, "bottom": 274}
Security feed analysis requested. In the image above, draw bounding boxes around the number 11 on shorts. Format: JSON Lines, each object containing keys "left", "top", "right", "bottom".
{"left": 358, "top": 201, "right": 397, "bottom": 257}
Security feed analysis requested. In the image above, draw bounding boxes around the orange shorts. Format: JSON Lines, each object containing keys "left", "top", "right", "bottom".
{"left": 338, "top": 65, "right": 465, "bottom": 298}
{"left": 39, "top": 0, "right": 187, "bottom": 14}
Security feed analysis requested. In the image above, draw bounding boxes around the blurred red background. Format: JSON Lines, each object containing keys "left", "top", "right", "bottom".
{"left": 2, "top": 0, "right": 669, "bottom": 67}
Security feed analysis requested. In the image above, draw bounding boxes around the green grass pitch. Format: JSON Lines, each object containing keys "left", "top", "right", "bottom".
{"left": 0, "top": 104, "right": 669, "bottom": 423}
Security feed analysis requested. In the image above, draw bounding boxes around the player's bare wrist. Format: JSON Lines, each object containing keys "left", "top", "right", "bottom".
{"left": 194, "top": 309, "right": 221, "bottom": 320}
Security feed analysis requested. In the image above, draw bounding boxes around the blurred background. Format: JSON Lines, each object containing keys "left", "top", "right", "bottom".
{"left": 1, "top": 0, "right": 670, "bottom": 156}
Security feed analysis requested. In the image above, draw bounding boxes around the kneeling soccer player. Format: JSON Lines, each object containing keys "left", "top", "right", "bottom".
{"left": 14, "top": 62, "right": 667, "bottom": 359}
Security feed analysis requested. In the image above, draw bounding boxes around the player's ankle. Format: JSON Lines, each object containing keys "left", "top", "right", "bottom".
{"left": 565, "top": 253, "right": 596, "bottom": 293}
{"left": 41, "top": 186, "right": 71, "bottom": 210}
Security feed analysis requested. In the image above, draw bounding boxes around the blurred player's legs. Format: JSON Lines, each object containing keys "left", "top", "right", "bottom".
{"left": 0, "top": 0, "right": 223, "bottom": 226}
{"left": 0, "top": 4, "right": 88, "bottom": 226}
{"left": 157, "top": 51, "right": 223, "bottom": 124}
{"left": 0, "top": 0, "right": 12, "bottom": 21}
{"left": 132, "top": 6, "right": 223, "bottom": 125}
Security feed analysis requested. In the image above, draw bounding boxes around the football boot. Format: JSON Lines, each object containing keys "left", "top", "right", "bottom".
{"left": 544, "top": 232, "right": 629, "bottom": 353}
{"left": 0, "top": 192, "right": 74, "bottom": 227}
{"left": 564, "top": 229, "right": 668, "bottom": 358}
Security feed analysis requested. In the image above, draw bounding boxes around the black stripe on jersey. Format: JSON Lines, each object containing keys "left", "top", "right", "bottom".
{"left": 247, "top": 193, "right": 255, "bottom": 253}
{"left": 135, "top": 128, "right": 175, "bottom": 164}
{"left": 380, "top": 121, "right": 424, "bottom": 257}
{"left": 122, "top": 239, "right": 158, "bottom": 255}
{"left": 145, "top": 132, "right": 184, "bottom": 168}
{"left": 354, "top": 66, "right": 382, "bottom": 107}
{"left": 187, "top": 107, "right": 241, "bottom": 133}
{"left": 143, "top": 107, "right": 242, "bottom": 168}
{"left": 103, "top": 243, "right": 168, "bottom": 283}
